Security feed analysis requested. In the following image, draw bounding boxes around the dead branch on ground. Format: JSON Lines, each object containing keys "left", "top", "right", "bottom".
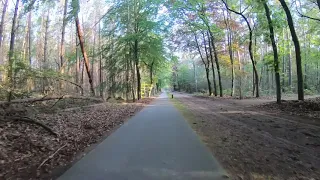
{"left": 1, "top": 116, "right": 58, "bottom": 136}
{"left": 38, "top": 143, "right": 68, "bottom": 169}
{"left": 0, "top": 95, "right": 104, "bottom": 104}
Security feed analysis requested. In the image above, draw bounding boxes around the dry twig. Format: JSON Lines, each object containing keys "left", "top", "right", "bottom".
{"left": 37, "top": 144, "right": 68, "bottom": 169}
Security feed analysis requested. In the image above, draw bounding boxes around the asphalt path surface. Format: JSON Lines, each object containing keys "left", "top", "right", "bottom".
{"left": 58, "top": 93, "right": 227, "bottom": 180}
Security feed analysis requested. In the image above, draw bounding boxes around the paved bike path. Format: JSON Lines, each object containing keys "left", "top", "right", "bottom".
{"left": 58, "top": 93, "right": 227, "bottom": 180}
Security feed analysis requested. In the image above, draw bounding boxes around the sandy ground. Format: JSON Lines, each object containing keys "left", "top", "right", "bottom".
{"left": 172, "top": 93, "right": 320, "bottom": 180}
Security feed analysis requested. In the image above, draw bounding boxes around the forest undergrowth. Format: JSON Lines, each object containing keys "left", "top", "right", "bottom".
{"left": 172, "top": 92, "right": 320, "bottom": 180}
{"left": 0, "top": 97, "right": 154, "bottom": 179}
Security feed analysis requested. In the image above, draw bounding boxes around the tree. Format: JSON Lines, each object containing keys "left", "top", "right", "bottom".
{"left": 262, "top": 0, "right": 281, "bottom": 103}
{"left": 72, "top": 0, "right": 95, "bottom": 96}
{"left": 194, "top": 32, "right": 212, "bottom": 96}
{"left": 222, "top": 0, "right": 259, "bottom": 98}
{"left": 59, "top": 0, "right": 68, "bottom": 91}
{"left": 7, "top": 0, "right": 20, "bottom": 102}
{"left": 279, "top": 0, "right": 304, "bottom": 100}
{"left": 0, "top": 0, "right": 9, "bottom": 48}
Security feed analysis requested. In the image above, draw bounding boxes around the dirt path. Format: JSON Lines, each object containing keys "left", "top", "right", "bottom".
{"left": 172, "top": 93, "right": 320, "bottom": 180}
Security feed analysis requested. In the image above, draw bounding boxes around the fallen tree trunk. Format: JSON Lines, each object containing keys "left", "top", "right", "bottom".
{"left": 1, "top": 116, "right": 57, "bottom": 136}
{"left": 0, "top": 95, "right": 104, "bottom": 104}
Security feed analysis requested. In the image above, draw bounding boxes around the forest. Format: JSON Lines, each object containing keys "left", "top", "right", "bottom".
{"left": 0, "top": 0, "right": 319, "bottom": 102}
{"left": 0, "top": 0, "right": 320, "bottom": 179}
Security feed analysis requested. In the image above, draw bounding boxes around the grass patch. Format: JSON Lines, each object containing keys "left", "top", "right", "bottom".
{"left": 167, "top": 92, "right": 213, "bottom": 147}
{"left": 167, "top": 92, "right": 197, "bottom": 127}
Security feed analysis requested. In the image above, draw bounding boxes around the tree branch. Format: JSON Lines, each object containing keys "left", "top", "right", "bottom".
{"left": 296, "top": 9, "right": 320, "bottom": 21}
{"left": 2, "top": 116, "right": 58, "bottom": 136}
{"left": 38, "top": 143, "right": 68, "bottom": 169}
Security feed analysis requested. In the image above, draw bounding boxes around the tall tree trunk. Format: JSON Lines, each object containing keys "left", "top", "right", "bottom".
{"left": 76, "top": 29, "right": 80, "bottom": 93}
{"left": 126, "top": 51, "right": 129, "bottom": 101}
{"left": 81, "top": 59, "right": 84, "bottom": 95}
{"left": 207, "top": 31, "right": 217, "bottom": 96}
{"left": 287, "top": 28, "right": 292, "bottom": 88}
{"left": 317, "top": 61, "right": 319, "bottom": 92}
{"left": 134, "top": 39, "right": 141, "bottom": 100}
{"left": 59, "top": 0, "right": 68, "bottom": 91}
{"left": 223, "top": 10, "right": 234, "bottom": 96}
{"left": 226, "top": 13, "right": 235, "bottom": 96}
{"left": 99, "top": 22, "right": 103, "bottom": 97}
{"left": 91, "top": 20, "right": 96, "bottom": 86}
{"left": 130, "top": 49, "right": 136, "bottom": 102}
{"left": 202, "top": 31, "right": 212, "bottom": 96}
{"left": 303, "top": 27, "right": 308, "bottom": 89}
{"left": 43, "top": 10, "right": 49, "bottom": 93}
{"left": 199, "top": 7, "right": 221, "bottom": 96}
{"left": 282, "top": 28, "right": 286, "bottom": 92}
{"left": 133, "top": 0, "right": 141, "bottom": 100}
{"left": 27, "top": 12, "right": 33, "bottom": 92}
{"left": 237, "top": 50, "right": 242, "bottom": 99}
{"left": 264, "top": 1, "right": 281, "bottom": 103}
{"left": 75, "top": 16, "right": 95, "bottom": 96}
{"left": 7, "top": 0, "right": 20, "bottom": 102}
{"left": 28, "top": 12, "right": 32, "bottom": 65}
{"left": 208, "top": 30, "right": 223, "bottom": 97}
{"left": 279, "top": 0, "right": 304, "bottom": 100}
{"left": 222, "top": 0, "right": 259, "bottom": 97}
{"left": 149, "top": 61, "right": 154, "bottom": 84}
{"left": 22, "top": 17, "right": 29, "bottom": 62}
{"left": 195, "top": 33, "right": 212, "bottom": 96}
{"left": 192, "top": 61, "right": 198, "bottom": 92}
{"left": 0, "top": 0, "right": 8, "bottom": 48}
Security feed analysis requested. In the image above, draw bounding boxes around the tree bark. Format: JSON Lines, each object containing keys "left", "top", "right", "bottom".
{"left": 279, "top": 0, "right": 304, "bottom": 100}
{"left": 207, "top": 31, "right": 217, "bottom": 96}
{"left": 208, "top": 30, "right": 223, "bottom": 97}
{"left": 149, "top": 61, "right": 154, "bottom": 84}
{"left": 130, "top": 49, "right": 136, "bottom": 102}
{"left": 263, "top": 1, "right": 281, "bottom": 103}
{"left": 0, "top": 0, "right": 8, "bottom": 48}
{"left": 7, "top": 0, "right": 20, "bottom": 102}
{"left": 195, "top": 33, "right": 212, "bottom": 96}
{"left": 59, "top": 0, "right": 68, "bottom": 91}
{"left": 133, "top": 0, "right": 141, "bottom": 100}
{"left": 126, "top": 51, "right": 129, "bottom": 101}
{"left": 237, "top": 50, "right": 242, "bottom": 99}
{"left": 99, "top": 22, "right": 103, "bottom": 97}
{"left": 75, "top": 16, "right": 95, "bottom": 96}
{"left": 222, "top": 0, "right": 259, "bottom": 97}
{"left": 223, "top": 10, "right": 234, "bottom": 96}
{"left": 317, "top": 61, "right": 319, "bottom": 92}
{"left": 28, "top": 12, "right": 32, "bottom": 65}
{"left": 287, "top": 28, "right": 292, "bottom": 88}
{"left": 134, "top": 39, "right": 141, "bottom": 100}
{"left": 282, "top": 28, "right": 286, "bottom": 92}
{"left": 43, "top": 10, "right": 49, "bottom": 93}
{"left": 91, "top": 19, "right": 96, "bottom": 85}
{"left": 192, "top": 61, "right": 198, "bottom": 92}
{"left": 76, "top": 25, "right": 79, "bottom": 93}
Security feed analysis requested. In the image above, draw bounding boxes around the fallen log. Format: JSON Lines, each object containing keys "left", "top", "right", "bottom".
{"left": 0, "top": 95, "right": 104, "bottom": 104}
{"left": 1, "top": 116, "right": 58, "bottom": 136}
